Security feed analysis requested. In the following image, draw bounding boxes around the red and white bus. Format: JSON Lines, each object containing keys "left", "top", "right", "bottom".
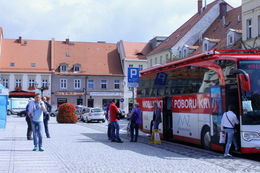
{"left": 137, "top": 50, "right": 260, "bottom": 154}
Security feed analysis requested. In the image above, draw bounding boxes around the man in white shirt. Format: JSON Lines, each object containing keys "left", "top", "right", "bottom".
{"left": 221, "top": 105, "right": 239, "bottom": 157}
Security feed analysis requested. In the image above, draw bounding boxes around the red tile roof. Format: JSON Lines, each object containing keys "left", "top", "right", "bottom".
{"left": 122, "top": 42, "right": 151, "bottom": 60}
{"left": 191, "top": 6, "right": 242, "bottom": 55}
{"left": 53, "top": 41, "right": 123, "bottom": 76}
{"left": 148, "top": 0, "right": 220, "bottom": 56}
{"left": 0, "top": 38, "right": 51, "bottom": 73}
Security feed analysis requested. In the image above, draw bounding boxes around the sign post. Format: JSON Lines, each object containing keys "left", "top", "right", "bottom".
{"left": 127, "top": 68, "right": 140, "bottom": 104}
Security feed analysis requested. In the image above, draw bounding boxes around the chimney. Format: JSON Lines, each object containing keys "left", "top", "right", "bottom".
{"left": 18, "top": 36, "right": 22, "bottom": 43}
{"left": 65, "top": 38, "right": 70, "bottom": 44}
{"left": 219, "top": 2, "right": 227, "bottom": 19}
{"left": 198, "top": 0, "right": 202, "bottom": 13}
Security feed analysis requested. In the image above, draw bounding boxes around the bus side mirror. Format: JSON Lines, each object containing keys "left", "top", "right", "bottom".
{"left": 239, "top": 73, "right": 251, "bottom": 91}
{"left": 230, "top": 69, "right": 251, "bottom": 91}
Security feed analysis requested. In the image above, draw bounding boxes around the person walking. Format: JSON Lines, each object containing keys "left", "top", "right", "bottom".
{"left": 109, "top": 99, "right": 123, "bottom": 143}
{"left": 221, "top": 105, "right": 239, "bottom": 157}
{"left": 25, "top": 98, "right": 34, "bottom": 140}
{"left": 42, "top": 97, "right": 52, "bottom": 138}
{"left": 28, "top": 94, "right": 47, "bottom": 151}
{"left": 130, "top": 103, "right": 142, "bottom": 142}
{"left": 153, "top": 102, "right": 162, "bottom": 130}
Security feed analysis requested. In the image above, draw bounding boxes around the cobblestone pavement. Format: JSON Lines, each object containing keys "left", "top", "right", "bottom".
{"left": 0, "top": 116, "right": 259, "bottom": 173}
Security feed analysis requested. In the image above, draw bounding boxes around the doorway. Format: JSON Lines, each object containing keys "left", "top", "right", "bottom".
{"left": 163, "top": 97, "right": 173, "bottom": 140}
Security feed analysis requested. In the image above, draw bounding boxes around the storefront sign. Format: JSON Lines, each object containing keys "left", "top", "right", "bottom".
{"left": 90, "top": 92, "right": 122, "bottom": 96}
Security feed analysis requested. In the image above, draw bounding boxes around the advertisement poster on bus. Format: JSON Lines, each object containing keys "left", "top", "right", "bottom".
{"left": 137, "top": 97, "right": 163, "bottom": 133}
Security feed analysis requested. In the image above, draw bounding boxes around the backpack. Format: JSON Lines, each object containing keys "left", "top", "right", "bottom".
{"left": 131, "top": 111, "right": 138, "bottom": 123}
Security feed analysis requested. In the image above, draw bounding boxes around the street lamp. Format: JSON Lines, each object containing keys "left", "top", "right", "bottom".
{"left": 35, "top": 82, "right": 50, "bottom": 97}
{"left": 82, "top": 88, "right": 86, "bottom": 105}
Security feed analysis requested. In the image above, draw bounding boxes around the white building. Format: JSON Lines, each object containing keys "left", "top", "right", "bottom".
{"left": 242, "top": 0, "right": 260, "bottom": 49}
{"left": 117, "top": 40, "right": 151, "bottom": 113}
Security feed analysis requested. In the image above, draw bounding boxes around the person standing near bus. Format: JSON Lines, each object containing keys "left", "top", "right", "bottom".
{"left": 109, "top": 99, "right": 123, "bottom": 143}
{"left": 130, "top": 103, "right": 142, "bottom": 142}
{"left": 153, "top": 102, "right": 162, "bottom": 130}
{"left": 28, "top": 94, "right": 47, "bottom": 151}
{"left": 221, "top": 105, "right": 239, "bottom": 157}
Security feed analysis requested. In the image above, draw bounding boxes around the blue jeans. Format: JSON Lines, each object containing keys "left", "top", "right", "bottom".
{"left": 111, "top": 121, "right": 121, "bottom": 141}
{"left": 31, "top": 121, "right": 43, "bottom": 148}
{"left": 153, "top": 121, "right": 160, "bottom": 130}
{"left": 224, "top": 128, "right": 238, "bottom": 155}
{"left": 107, "top": 122, "right": 113, "bottom": 140}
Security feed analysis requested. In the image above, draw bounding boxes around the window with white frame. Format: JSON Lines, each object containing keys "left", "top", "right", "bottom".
{"left": 228, "top": 34, "right": 233, "bottom": 46}
{"left": 246, "top": 19, "right": 252, "bottom": 39}
{"left": 166, "top": 54, "right": 169, "bottom": 61}
{"left": 129, "top": 64, "right": 133, "bottom": 68}
{"left": 155, "top": 57, "right": 158, "bottom": 64}
{"left": 74, "top": 65, "right": 80, "bottom": 73}
{"left": 42, "top": 79, "right": 48, "bottom": 88}
{"left": 179, "top": 50, "right": 182, "bottom": 58}
{"left": 101, "top": 80, "right": 107, "bottom": 89}
{"left": 60, "top": 64, "right": 67, "bottom": 72}
{"left": 16, "top": 79, "right": 22, "bottom": 87}
{"left": 150, "top": 59, "right": 153, "bottom": 67}
{"left": 160, "top": 56, "right": 162, "bottom": 64}
{"left": 74, "top": 79, "right": 81, "bottom": 89}
{"left": 139, "top": 64, "right": 143, "bottom": 70}
{"left": 114, "top": 80, "right": 120, "bottom": 89}
{"left": 2, "top": 78, "right": 8, "bottom": 88}
{"left": 88, "top": 80, "right": 94, "bottom": 89}
{"left": 183, "top": 49, "right": 187, "bottom": 57}
{"left": 29, "top": 79, "right": 35, "bottom": 87}
{"left": 60, "top": 79, "right": 67, "bottom": 89}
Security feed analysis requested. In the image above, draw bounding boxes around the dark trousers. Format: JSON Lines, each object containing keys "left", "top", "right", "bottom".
{"left": 130, "top": 122, "right": 139, "bottom": 142}
{"left": 150, "top": 120, "right": 154, "bottom": 134}
{"left": 25, "top": 116, "right": 32, "bottom": 139}
{"left": 107, "top": 122, "right": 113, "bottom": 140}
{"left": 43, "top": 118, "right": 50, "bottom": 138}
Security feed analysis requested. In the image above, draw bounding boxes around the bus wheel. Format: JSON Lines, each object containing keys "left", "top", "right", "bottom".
{"left": 201, "top": 127, "right": 211, "bottom": 150}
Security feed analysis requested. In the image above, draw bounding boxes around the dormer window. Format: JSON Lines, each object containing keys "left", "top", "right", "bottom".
{"left": 73, "top": 64, "right": 81, "bottom": 73}
{"left": 60, "top": 64, "right": 68, "bottom": 72}
{"left": 227, "top": 29, "right": 242, "bottom": 48}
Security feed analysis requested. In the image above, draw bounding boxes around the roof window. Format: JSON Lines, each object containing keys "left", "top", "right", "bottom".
{"left": 10, "top": 62, "right": 15, "bottom": 67}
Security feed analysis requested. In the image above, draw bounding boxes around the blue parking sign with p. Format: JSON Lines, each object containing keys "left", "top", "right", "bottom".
{"left": 128, "top": 68, "right": 140, "bottom": 83}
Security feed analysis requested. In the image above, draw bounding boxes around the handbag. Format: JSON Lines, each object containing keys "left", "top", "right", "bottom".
{"left": 219, "top": 131, "right": 226, "bottom": 144}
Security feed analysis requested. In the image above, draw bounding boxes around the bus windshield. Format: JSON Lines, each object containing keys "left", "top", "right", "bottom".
{"left": 239, "top": 60, "right": 260, "bottom": 125}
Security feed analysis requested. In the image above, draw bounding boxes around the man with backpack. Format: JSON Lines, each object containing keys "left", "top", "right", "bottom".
{"left": 130, "top": 103, "right": 142, "bottom": 142}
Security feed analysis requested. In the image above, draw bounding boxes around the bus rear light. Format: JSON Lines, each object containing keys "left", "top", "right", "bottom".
{"left": 242, "top": 131, "right": 260, "bottom": 142}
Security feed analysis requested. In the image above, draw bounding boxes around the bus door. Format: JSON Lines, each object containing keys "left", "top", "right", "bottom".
{"left": 163, "top": 97, "right": 173, "bottom": 140}
{"left": 225, "top": 82, "right": 240, "bottom": 145}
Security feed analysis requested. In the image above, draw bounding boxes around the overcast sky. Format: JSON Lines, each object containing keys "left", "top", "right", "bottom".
{"left": 0, "top": 0, "right": 241, "bottom": 43}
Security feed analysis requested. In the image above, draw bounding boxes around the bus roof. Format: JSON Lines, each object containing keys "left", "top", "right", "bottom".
{"left": 141, "top": 49, "right": 260, "bottom": 76}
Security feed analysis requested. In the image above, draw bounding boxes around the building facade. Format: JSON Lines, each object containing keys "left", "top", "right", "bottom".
{"left": 86, "top": 75, "right": 123, "bottom": 110}
{"left": 146, "top": 0, "right": 233, "bottom": 68}
{"left": 0, "top": 37, "right": 52, "bottom": 98}
{"left": 51, "top": 39, "right": 123, "bottom": 109}
{"left": 117, "top": 41, "right": 151, "bottom": 113}
{"left": 242, "top": 0, "right": 260, "bottom": 49}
